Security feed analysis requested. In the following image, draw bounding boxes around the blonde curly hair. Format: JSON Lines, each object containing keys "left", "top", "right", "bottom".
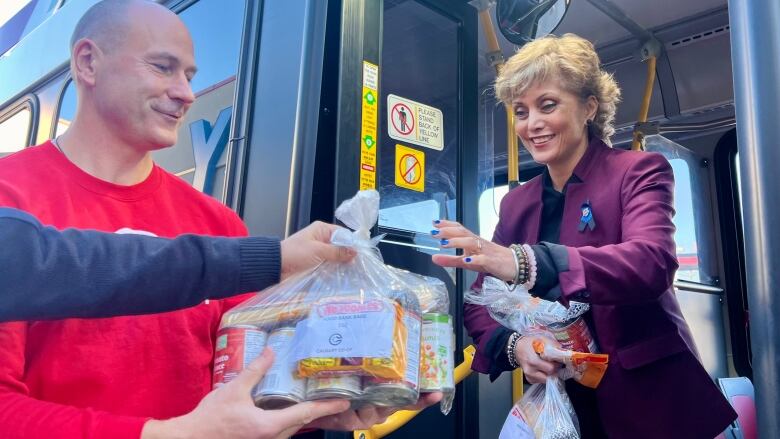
{"left": 495, "top": 33, "right": 622, "bottom": 143}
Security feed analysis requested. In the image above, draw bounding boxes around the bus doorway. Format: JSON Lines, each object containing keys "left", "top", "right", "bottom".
{"left": 315, "top": 1, "right": 480, "bottom": 437}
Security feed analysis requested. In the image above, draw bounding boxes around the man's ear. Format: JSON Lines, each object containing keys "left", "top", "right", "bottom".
{"left": 71, "top": 38, "right": 101, "bottom": 87}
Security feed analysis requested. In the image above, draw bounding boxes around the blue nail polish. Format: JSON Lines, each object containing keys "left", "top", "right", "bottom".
{"left": 431, "top": 230, "right": 439, "bottom": 235}
{"left": 465, "top": 257, "right": 472, "bottom": 263}
{"left": 440, "top": 239, "right": 449, "bottom": 245}
{"left": 434, "top": 220, "right": 441, "bottom": 224}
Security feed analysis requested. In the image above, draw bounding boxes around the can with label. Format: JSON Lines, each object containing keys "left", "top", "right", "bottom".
{"left": 213, "top": 324, "right": 267, "bottom": 388}
{"left": 547, "top": 316, "right": 598, "bottom": 353}
{"left": 253, "top": 327, "right": 306, "bottom": 409}
{"left": 306, "top": 375, "right": 363, "bottom": 400}
{"left": 420, "top": 313, "right": 455, "bottom": 393}
{"left": 363, "top": 293, "right": 422, "bottom": 407}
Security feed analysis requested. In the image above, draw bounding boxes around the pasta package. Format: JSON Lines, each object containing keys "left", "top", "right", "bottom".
{"left": 297, "top": 297, "right": 408, "bottom": 380}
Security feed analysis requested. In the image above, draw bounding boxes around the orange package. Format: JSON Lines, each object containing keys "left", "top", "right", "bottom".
{"left": 532, "top": 338, "right": 609, "bottom": 389}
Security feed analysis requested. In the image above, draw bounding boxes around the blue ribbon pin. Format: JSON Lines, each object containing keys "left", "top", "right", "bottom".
{"left": 578, "top": 200, "right": 596, "bottom": 232}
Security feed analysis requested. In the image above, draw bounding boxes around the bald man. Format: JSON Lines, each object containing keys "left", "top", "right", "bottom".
{"left": 0, "top": 1, "right": 438, "bottom": 438}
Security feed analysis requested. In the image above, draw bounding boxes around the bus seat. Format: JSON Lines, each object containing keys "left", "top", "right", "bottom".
{"left": 717, "top": 377, "right": 757, "bottom": 439}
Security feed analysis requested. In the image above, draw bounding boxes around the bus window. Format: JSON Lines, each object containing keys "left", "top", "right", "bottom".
{"left": 478, "top": 185, "right": 509, "bottom": 239}
{"left": 377, "top": 1, "right": 459, "bottom": 235}
{"left": 645, "top": 134, "right": 716, "bottom": 285}
{"left": 150, "top": 0, "right": 245, "bottom": 200}
{"left": 0, "top": 0, "right": 59, "bottom": 57}
{"left": 55, "top": 80, "right": 76, "bottom": 138}
{"left": 669, "top": 158, "right": 701, "bottom": 282}
{"left": 0, "top": 105, "right": 32, "bottom": 154}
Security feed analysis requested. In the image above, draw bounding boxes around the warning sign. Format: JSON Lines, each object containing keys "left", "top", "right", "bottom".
{"left": 387, "top": 94, "right": 443, "bottom": 151}
{"left": 395, "top": 144, "right": 425, "bottom": 192}
{"left": 360, "top": 61, "right": 379, "bottom": 190}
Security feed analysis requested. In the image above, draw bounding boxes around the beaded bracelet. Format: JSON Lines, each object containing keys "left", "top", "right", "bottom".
{"left": 506, "top": 332, "right": 521, "bottom": 369}
{"left": 509, "top": 244, "right": 528, "bottom": 286}
{"left": 507, "top": 244, "right": 529, "bottom": 291}
{"left": 521, "top": 244, "right": 538, "bottom": 290}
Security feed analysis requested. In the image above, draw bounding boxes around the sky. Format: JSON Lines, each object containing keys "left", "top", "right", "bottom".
{"left": 0, "top": 0, "right": 30, "bottom": 28}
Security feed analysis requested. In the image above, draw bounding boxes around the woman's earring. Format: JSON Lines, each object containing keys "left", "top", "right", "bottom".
{"left": 586, "top": 119, "right": 593, "bottom": 126}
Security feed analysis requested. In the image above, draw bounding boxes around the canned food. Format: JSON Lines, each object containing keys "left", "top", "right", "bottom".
{"left": 253, "top": 327, "right": 306, "bottom": 409}
{"left": 420, "top": 313, "right": 455, "bottom": 392}
{"left": 363, "top": 306, "right": 421, "bottom": 407}
{"left": 547, "top": 316, "right": 598, "bottom": 353}
{"left": 213, "top": 325, "right": 267, "bottom": 388}
{"left": 306, "top": 375, "right": 363, "bottom": 400}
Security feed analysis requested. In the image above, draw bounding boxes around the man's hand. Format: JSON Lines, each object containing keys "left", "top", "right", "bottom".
{"left": 141, "top": 348, "right": 350, "bottom": 439}
{"left": 280, "top": 221, "right": 355, "bottom": 280}
{"left": 305, "top": 392, "right": 443, "bottom": 431}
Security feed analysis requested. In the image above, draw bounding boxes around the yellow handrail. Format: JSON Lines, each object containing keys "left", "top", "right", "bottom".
{"left": 511, "top": 368, "right": 524, "bottom": 403}
{"left": 353, "top": 345, "right": 476, "bottom": 439}
{"left": 631, "top": 55, "right": 657, "bottom": 151}
{"left": 477, "top": 7, "right": 519, "bottom": 187}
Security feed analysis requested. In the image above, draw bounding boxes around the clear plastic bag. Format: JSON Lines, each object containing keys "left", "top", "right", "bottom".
{"left": 503, "top": 376, "right": 580, "bottom": 439}
{"left": 213, "top": 190, "right": 455, "bottom": 413}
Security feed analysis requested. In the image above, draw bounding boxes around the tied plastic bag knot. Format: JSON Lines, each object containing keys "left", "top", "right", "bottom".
{"left": 331, "top": 190, "right": 385, "bottom": 253}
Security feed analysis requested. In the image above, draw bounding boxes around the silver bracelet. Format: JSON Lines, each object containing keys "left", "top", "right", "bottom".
{"left": 507, "top": 245, "right": 521, "bottom": 291}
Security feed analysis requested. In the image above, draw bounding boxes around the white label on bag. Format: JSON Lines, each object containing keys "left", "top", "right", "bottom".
{"left": 498, "top": 405, "right": 535, "bottom": 439}
{"left": 293, "top": 299, "right": 395, "bottom": 359}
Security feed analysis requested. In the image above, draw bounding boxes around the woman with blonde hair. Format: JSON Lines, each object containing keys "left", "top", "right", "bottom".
{"left": 432, "top": 34, "right": 736, "bottom": 437}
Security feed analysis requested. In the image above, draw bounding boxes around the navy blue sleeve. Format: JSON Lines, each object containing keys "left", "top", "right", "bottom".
{"left": 0, "top": 207, "right": 280, "bottom": 321}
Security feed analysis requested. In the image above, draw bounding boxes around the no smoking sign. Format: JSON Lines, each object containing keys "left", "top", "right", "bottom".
{"left": 395, "top": 144, "right": 425, "bottom": 192}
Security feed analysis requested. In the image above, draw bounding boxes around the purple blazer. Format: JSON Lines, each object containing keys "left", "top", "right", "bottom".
{"left": 465, "top": 138, "right": 737, "bottom": 438}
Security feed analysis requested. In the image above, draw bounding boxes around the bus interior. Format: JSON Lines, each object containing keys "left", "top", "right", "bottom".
{"left": 0, "top": 0, "right": 775, "bottom": 438}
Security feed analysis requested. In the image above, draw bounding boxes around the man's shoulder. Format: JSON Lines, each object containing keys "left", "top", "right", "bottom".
{"left": 0, "top": 144, "right": 58, "bottom": 194}
{"left": 0, "top": 143, "right": 53, "bottom": 171}
{"left": 157, "top": 168, "right": 246, "bottom": 234}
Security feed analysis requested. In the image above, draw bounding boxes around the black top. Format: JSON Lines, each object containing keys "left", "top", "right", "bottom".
{"left": 0, "top": 207, "right": 281, "bottom": 321}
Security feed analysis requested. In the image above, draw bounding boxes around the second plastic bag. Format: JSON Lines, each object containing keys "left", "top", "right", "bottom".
{"left": 499, "top": 376, "right": 579, "bottom": 439}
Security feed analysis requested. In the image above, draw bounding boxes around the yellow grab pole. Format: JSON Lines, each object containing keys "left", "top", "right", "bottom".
{"left": 511, "top": 368, "right": 524, "bottom": 403}
{"left": 354, "top": 345, "right": 477, "bottom": 439}
{"left": 506, "top": 111, "right": 519, "bottom": 187}
{"left": 631, "top": 56, "right": 657, "bottom": 151}
{"left": 477, "top": 7, "right": 519, "bottom": 186}
{"left": 478, "top": 9, "right": 501, "bottom": 76}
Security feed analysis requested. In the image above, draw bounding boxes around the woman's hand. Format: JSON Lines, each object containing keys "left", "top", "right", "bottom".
{"left": 514, "top": 336, "right": 561, "bottom": 384}
{"left": 430, "top": 220, "right": 516, "bottom": 281}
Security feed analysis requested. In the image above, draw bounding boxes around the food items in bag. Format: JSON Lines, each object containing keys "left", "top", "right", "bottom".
{"left": 253, "top": 327, "right": 307, "bottom": 409}
{"left": 387, "top": 266, "right": 450, "bottom": 314}
{"left": 306, "top": 375, "right": 363, "bottom": 400}
{"left": 296, "top": 296, "right": 408, "bottom": 380}
{"left": 546, "top": 316, "right": 598, "bottom": 354}
{"left": 516, "top": 376, "right": 579, "bottom": 439}
{"left": 532, "top": 339, "right": 609, "bottom": 389}
{"left": 214, "top": 190, "right": 459, "bottom": 411}
{"left": 420, "top": 313, "right": 455, "bottom": 393}
{"left": 213, "top": 324, "right": 267, "bottom": 388}
{"left": 363, "top": 298, "right": 422, "bottom": 407}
